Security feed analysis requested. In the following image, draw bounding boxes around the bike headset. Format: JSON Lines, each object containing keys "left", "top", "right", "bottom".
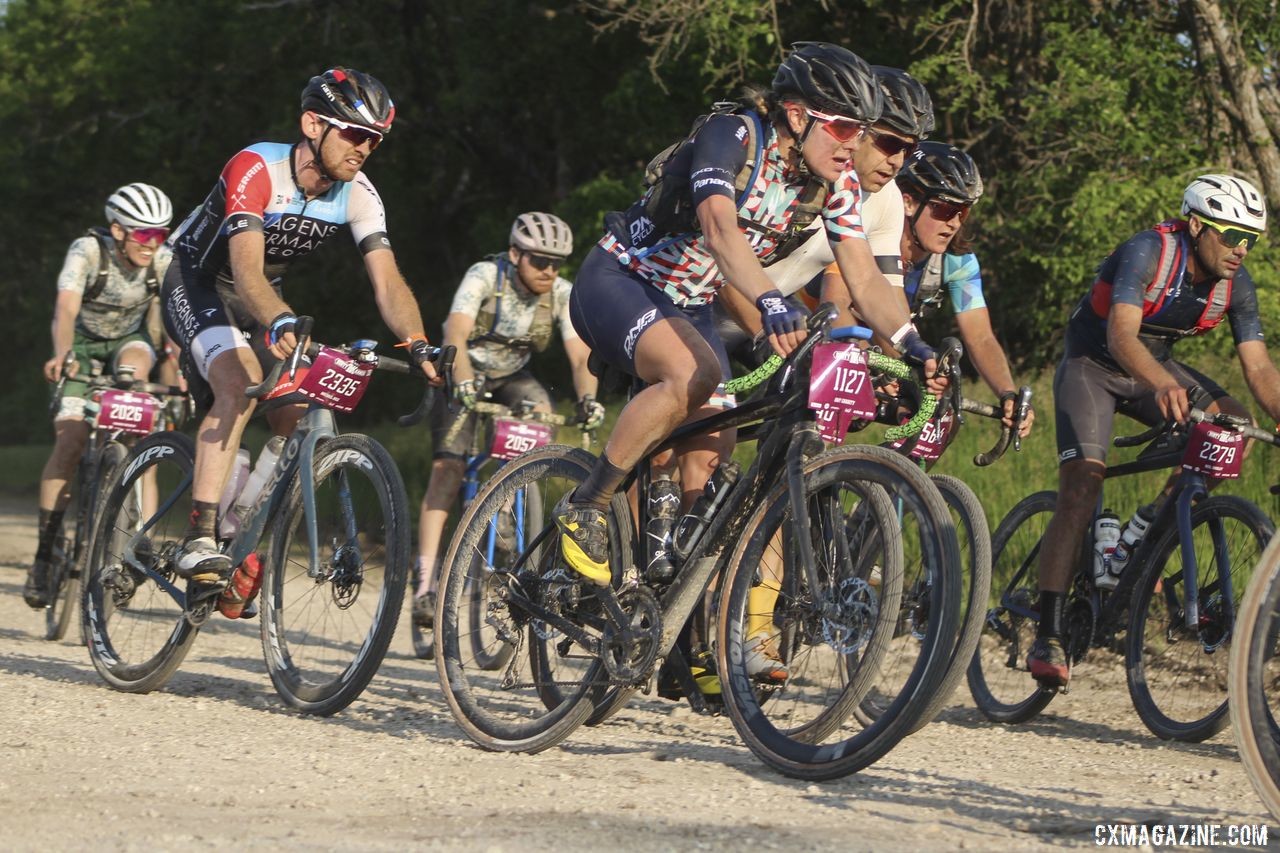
{"left": 298, "top": 68, "right": 395, "bottom": 184}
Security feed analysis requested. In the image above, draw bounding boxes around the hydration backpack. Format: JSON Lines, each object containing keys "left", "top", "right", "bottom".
{"left": 468, "top": 254, "right": 555, "bottom": 354}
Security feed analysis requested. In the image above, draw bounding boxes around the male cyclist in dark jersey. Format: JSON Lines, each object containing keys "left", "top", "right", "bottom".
{"left": 162, "top": 67, "right": 440, "bottom": 600}
{"left": 1028, "top": 174, "right": 1280, "bottom": 687}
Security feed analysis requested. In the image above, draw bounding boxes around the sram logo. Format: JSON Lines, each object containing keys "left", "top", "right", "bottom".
{"left": 124, "top": 443, "right": 175, "bottom": 482}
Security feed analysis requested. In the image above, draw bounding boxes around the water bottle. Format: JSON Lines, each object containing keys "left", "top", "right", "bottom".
{"left": 230, "top": 435, "right": 286, "bottom": 530}
{"left": 216, "top": 553, "right": 263, "bottom": 619}
{"left": 1092, "top": 509, "right": 1122, "bottom": 590}
{"left": 672, "top": 461, "right": 741, "bottom": 561}
{"left": 217, "top": 449, "right": 252, "bottom": 539}
{"left": 644, "top": 476, "right": 681, "bottom": 582}
{"left": 1107, "top": 504, "right": 1155, "bottom": 586}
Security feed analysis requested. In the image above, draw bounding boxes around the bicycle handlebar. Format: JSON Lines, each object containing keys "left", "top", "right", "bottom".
{"left": 964, "top": 386, "right": 1032, "bottom": 467}
{"left": 1114, "top": 408, "right": 1280, "bottom": 449}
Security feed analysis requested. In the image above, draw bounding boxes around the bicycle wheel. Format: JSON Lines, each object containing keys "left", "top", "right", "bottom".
{"left": 1229, "top": 531, "right": 1280, "bottom": 821}
{"left": 261, "top": 434, "right": 410, "bottom": 716}
{"left": 1127, "top": 494, "right": 1273, "bottom": 741}
{"left": 468, "top": 481, "right": 543, "bottom": 671}
{"left": 437, "top": 445, "right": 629, "bottom": 753}
{"left": 965, "top": 490, "right": 1057, "bottom": 723}
{"left": 718, "top": 444, "right": 961, "bottom": 780}
{"left": 82, "top": 432, "right": 198, "bottom": 692}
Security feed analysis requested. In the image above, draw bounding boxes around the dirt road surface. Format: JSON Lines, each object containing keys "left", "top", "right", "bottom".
{"left": 0, "top": 500, "right": 1273, "bottom": 851}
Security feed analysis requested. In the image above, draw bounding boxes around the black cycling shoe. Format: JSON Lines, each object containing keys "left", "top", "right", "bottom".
{"left": 23, "top": 558, "right": 51, "bottom": 609}
{"left": 1027, "top": 635, "right": 1070, "bottom": 688}
{"left": 412, "top": 591, "right": 436, "bottom": 630}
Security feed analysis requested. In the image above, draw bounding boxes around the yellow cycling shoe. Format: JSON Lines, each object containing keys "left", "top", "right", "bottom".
{"left": 553, "top": 498, "right": 612, "bottom": 586}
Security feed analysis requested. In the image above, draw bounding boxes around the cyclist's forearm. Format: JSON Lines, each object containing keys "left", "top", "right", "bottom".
{"left": 698, "top": 197, "right": 776, "bottom": 304}
{"left": 960, "top": 325, "right": 1017, "bottom": 397}
{"left": 832, "top": 240, "right": 913, "bottom": 342}
{"left": 565, "top": 338, "right": 597, "bottom": 400}
{"left": 1238, "top": 342, "right": 1280, "bottom": 424}
{"left": 441, "top": 314, "right": 474, "bottom": 383}
{"left": 372, "top": 277, "right": 428, "bottom": 345}
{"left": 718, "top": 283, "right": 762, "bottom": 336}
{"left": 1109, "top": 330, "right": 1175, "bottom": 392}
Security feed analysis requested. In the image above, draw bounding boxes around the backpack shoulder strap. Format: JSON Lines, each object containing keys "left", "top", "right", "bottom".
{"left": 83, "top": 227, "right": 112, "bottom": 302}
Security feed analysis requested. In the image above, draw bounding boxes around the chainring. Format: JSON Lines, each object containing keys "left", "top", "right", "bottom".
{"left": 600, "top": 586, "right": 663, "bottom": 683}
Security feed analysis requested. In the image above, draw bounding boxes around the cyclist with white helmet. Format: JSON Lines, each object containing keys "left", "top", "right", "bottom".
{"left": 25, "top": 183, "right": 175, "bottom": 608}
{"left": 160, "top": 67, "right": 440, "bottom": 603}
{"left": 561, "top": 42, "right": 945, "bottom": 593}
{"left": 1028, "top": 174, "right": 1280, "bottom": 687}
{"left": 412, "top": 212, "right": 600, "bottom": 624}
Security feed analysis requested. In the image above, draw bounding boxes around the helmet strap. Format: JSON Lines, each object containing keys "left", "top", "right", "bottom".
{"left": 789, "top": 116, "right": 817, "bottom": 179}
{"left": 301, "top": 126, "right": 340, "bottom": 185}
{"left": 907, "top": 200, "right": 930, "bottom": 255}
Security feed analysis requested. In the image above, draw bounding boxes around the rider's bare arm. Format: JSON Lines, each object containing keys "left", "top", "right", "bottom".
{"left": 1107, "top": 302, "right": 1187, "bottom": 420}
{"left": 1237, "top": 339, "right": 1280, "bottom": 425}
{"left": 955, "top": 307, "right": 1033, "bottom": 434}
{"left": 229, "top": 230, "right": 291, "bottom": 325}
{"left": 365, "top": 249, "right": 439, "bottom": 382}
{"left": 441, "top": 311, "right": 476, "bottom": 385}
{"left": 697, "top": 195, "right": 785, "bottom": 305}
{"left": 717, "top": 281, "right": 764, "bottom": 337}
{"left": 565, "top": 336, "right": 598, "bottom": 401}
{"left": 45, "top": 290, "right": 82, "bottom": 381}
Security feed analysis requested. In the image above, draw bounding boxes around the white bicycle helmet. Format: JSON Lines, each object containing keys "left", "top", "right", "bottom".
{"left": 1182, "top": 174, "right": 1266, "bottom": 231}
{"left": 105, "top": 183, "right": 174, "bottom": 229}
{"left": 510, "top": 212, "right": 573, "bottom": 257}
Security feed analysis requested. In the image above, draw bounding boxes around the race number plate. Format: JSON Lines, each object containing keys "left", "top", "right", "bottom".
{"left": 891, "top": 407, "right": 958, "bottom": 462}
{"left": 1181, "top": 421, "right": 1245, "bottom": 479}
{"left": 95, "top": 389, "right": 159, "bottom": 435}
{"left": 808, "top": 343, "right": 877, "bottom": 445}
{"left": 293, "top": 347, "right": 373, "bottom": 413}
{"left": 490, "top": 419, "right": 555, "bottom": 461}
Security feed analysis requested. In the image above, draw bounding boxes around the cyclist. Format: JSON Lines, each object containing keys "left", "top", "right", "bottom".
{"left": 25, "top": 183, "right": 174, "bottom": 609}
{"left": 1028, "top": 174, "right": 1280, "bottom": 687}
{"left": 412, "top": 212, "right": 602, "bottom": 624}
{"left": 833, "top": 141, "right": 1034, "bottom": 437}
{"left": 715, "top": 64, "right": 934, "bottom": 365}
{"left": 563, "top": 43, "right": 944, "bottom": 591}
{"left": 161, "top": 67, "right": 440, "bottom": 603}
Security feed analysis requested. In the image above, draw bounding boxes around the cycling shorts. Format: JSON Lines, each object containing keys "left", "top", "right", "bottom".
{"left": 160, "top": 263, "right": 254, "bottom": 380}
{"left": 55, "top": 332, "right": 155, "bottom": 421}
{"left": 430, "top": 370, "right": 552, "bottom": 461}
{"left": 1053, "top": 353, "right": 1228, "bottom": 465}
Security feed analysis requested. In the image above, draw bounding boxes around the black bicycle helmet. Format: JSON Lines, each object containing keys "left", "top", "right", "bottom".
{"left": 772, "top": 42, "right": 883, "bottom": 123}
{"left": 300, "top": 67, "right": 395, "bottom": 134}
{"left": 897, "top": 142, "right": 983, "bottom": 204}
{"left": 870, "top": 66, "right": 934, "bottom": 139}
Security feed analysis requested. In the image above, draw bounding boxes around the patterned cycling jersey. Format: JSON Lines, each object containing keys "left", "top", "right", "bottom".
{"left": 599, "top": 113, "right": 867, "bottom": 307}
{"left": 57, "top": 235, "right": 173, "bottom": 340}
{"left": 171, "top": 141, "right": 390, "bottom": 288}
{"left": 903, "top": 252, "right": 985, "bottom": 318}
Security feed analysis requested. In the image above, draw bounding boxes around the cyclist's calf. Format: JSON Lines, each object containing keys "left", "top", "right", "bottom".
{"left": 1039, "top": 458, "right": 1106, "bottom": 593}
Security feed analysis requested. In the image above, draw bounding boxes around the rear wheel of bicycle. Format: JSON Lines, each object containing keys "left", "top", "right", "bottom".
{"left": 1229, "top": 533, "right": 1280, "bottom": 821}
{"left": 718, "top": 444, "right": 961, "bottom": 780}
{"left": 82, "top": 432, "right": 198, "bottom": 692}
{"left": 261, "top": 434, "right": 410, "bottom": 716}
{"left": 1127, "top": 494, "right": 1273, "bottom": 742}
{"left": 437, "top": 445, "right": 629, "bottom": 753}
{"left": 966, "top": 490, "right": 1058, "bottom": 723}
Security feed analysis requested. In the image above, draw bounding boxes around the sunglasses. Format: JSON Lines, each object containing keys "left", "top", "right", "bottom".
{"left": 926, "top": 199, "right": 971, "bottom": 223}
{"left": 128, "top": 227, "right": 170, "bottom": 245}
{"left": 314, "top": 113, "right": 383, "bottom": 150}
{"left": 805, "top": 107, "right": 866, "bottom": 143}
{"left": 865, "top": 127, "right": 918, "bottom": 159}
{"left": 1197, "top": 216, "right": 1262, "bottom": 250}
{"left": 523, "top": 253, "right": 564, "bottom": 271}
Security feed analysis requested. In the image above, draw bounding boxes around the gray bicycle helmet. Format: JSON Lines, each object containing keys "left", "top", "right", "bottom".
{"left": 510, "top": 212, "right": 573, "bottom": 257}
{"left": 870, "top": 66, "right": 934, "bottom": 139}
{"left": 772, "top": 42, "right": 883, "bottom": 123}
{"left": 301, "top": 67, "right": 395, "bottom": 134}
{"left": 105, "top": 182, "right": 173, "bottom": 229}
{"left": 897, "top": 142, "right": 984, "bottom": 205}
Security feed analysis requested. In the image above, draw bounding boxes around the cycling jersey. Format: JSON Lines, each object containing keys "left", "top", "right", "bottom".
{"left": 599, "top": 113, "right": 867, "bottom": 307}
{"left": 57, "top": 235, "right": 173, "bottom": 340}
{"left": 1066, "top": 229, "right": 1263, "bottom": 369}
{"left": 449, "top": 260, "right": 578, "bottom": 379}
{"left": 903, "top": 251, "right": 985, "bottom": 318}
{"left": 171, "top": 141, "right": 390, "bottom": 290}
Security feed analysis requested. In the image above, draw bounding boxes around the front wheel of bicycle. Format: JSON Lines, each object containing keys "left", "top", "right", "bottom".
{"left": 1229, "top": 532, "right": 1280, "bottom": 821}
{"left": 1127, "top": 494, "right": 1273, "bottom": 742}
{"left": 966, "top": 490, "right": 1058, "bottom": 723}
{"left": 718, "top": 444, "right": 961, "bottom": 780}
{"left": 261, "top": 434, "right": 410, "bottom": 716}
{"left": 82, "top": 432, "right": 198, "bottom": 692}
{"left": 467, "top": 481, "right": 544, "bottom": 671}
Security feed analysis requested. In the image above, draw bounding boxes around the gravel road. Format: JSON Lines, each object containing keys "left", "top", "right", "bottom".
{"left": 0, "top": 499, "right": 1273, "bottom": 851}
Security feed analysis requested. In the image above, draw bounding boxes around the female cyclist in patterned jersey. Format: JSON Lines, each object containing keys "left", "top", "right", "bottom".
{"left": 557, "top": 43, "right": 945, "bottom": 584}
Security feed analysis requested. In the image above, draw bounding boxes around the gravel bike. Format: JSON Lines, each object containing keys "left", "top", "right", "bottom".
{"left": 83, "top": 318, "right": 453, "bottom": 715}
{"left": 1229, "top": 525, "right": 1280, "bottom": 820}
{"left": 434, "top": 307, "right": 963, "bottom": 779}
{"left": 970, "top": 405, "right": 1278, "bottom": 741}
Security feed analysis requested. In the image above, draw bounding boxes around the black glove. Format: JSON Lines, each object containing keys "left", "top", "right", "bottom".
{"left": 267, "top": 312, "right": 297, "bottom": 347}
{"left": 755, "top": 290, "right": 805, "bottom": 339}
{"left": 898, "top": 330, "right": 936, "bottom": 367}
{"left": 576, "top": 395, "right": 606, "bottom": 430}
{"left": 408, "top": 338, "right": 434, "bottom": 369}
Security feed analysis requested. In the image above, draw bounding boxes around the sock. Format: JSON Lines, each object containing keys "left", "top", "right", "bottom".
{"left": 187, "top": 500, "right": 220, "bottom": 541}
{"left": 1037, "top": 590, "right": 1066, "bottom": 639}
{"left": 573, "top": 453, "right": 627, "bottom": 508}
{"left": 747, "top": 578, "right": 783, "bottom": 640}
{"left": 35, "top": 509, "right": 65, "bottom": 561}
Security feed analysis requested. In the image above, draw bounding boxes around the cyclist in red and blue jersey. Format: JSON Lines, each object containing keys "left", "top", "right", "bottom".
{"left": 1028, "top": 174, "right": 1280, "bottom": 687}
{"left": 559, "top": 43, "right": 945, "bottom": 585}
{"left": 161, "top": 67, "right": 440, "bottom": 600}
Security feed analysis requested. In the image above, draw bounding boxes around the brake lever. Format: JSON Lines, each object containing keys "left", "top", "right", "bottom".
{"left": 287, "top": 316, "right": 314, "bottom": 382}
{"left": 1013, "top": 386, "right": 1033, "bottom": 451}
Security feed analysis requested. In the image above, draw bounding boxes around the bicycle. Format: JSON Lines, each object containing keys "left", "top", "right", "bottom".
{"left": 40, "top": 353, "right": 189, "bottom": 642}
{"left": 434, "top": 306, "right": 964, "bottom": 779}
{"left": 1229, "top": 526, "right": 1280, "bottom": 821}
{"left": 410, "top": 397, "right": 593, "bottom": 660}
{"left": 969, "top": 405, "right": 1279, "bottom": 741}
{"left": 82, "top": 317, "right": 453, "bottom": 715}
